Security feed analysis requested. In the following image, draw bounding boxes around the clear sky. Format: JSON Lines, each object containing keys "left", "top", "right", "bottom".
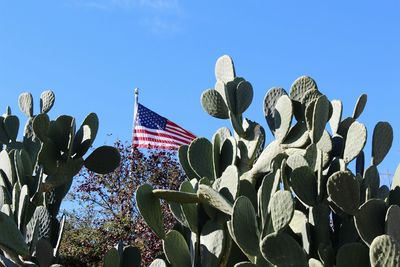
{"left": 1, "top": 1, "right": 399, "bottom": 183}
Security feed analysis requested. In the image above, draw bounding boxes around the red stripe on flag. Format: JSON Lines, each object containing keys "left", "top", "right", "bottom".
{"left": 134, "top": 129, "right": 192, "bottom": 144}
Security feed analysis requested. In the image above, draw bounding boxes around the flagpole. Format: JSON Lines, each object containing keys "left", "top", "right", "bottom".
{"left": 131, "top": 88, "right": 139, "bottom": 175}
{"left": 133, "top": 87, "right": 139, "bottom": 139}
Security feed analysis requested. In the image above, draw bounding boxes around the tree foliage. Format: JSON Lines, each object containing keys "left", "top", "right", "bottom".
{"left": 59, "top": 140, "right": 186, "bottom": 266}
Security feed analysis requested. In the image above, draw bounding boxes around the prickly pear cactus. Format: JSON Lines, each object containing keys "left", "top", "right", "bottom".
{"left": 135, "top": 55, "right": 400, "bottom": 267}
{"left": 0, "top": 91, "right": 120, "bottom": 266}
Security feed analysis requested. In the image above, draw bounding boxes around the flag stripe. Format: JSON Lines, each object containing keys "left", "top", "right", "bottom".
{"left": 164, "top": 128, "right": 195, "bottom": 141}
{"left": 133, "top": 133, "right": 188, "bottom": 146}
{"left": 134, "top": 128, "right": 192, "bottom": 144}
{"left": 133, "top": 143, "right": 180, "bottom": 150}
{"left": 133, "top": 103, "right": 196, "bottom": 150}
{"left": 133, "top": 136, "right": 183, "bottom": 147}
{"left": 167, "top": 121, "right": 196, "bottom": 138}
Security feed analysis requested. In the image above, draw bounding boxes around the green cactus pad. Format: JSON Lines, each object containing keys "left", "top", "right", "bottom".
{"left": 258, "top": 172, "right": 275, "bottom": 229}
{"left": 235, "top": 80, "right": 253, "bottom": 115}
{"left": 0, "top": 211, "right": 30, "bottom": 257}
{"left": 269, "top": 190, "right": 294, "bottom": 232}
{"left": 104, "top": 247, "right": 120, "bottom": 267}
{"left": 362, "top": 165, "right": 380, "bottom": 199}
{"left": 149, "top": 259, "right": 168, "bottom": 267}
{"left": 121, "top": 246, "right": 141, "bottom": 267}
{"left": 252, "top": 140, "right": 283, "bottom": 176}
{"left": 391, "top": 164, "right": 400, "bottom": 191}
{"left": 70, "top": 114, "right": 98, "bottom": 159}
{"left": 337, "top": 118, "right": 355, "bottom": 143}
{"left": 309, "top": 258, "right": 324, "bottom": 267}
{"left": 260, "top": 232, "right": 307, "bottom": 267}
{"left": 263, "top": 87, "right": 287, "bottom": 134}
{"left": 385, "top": 205, "right": 400, "bottom": 242}
{"left": 32, "top": 113, "right": 50, "bottom": 142}
{"left": 370, "top": 235, "right": 400, "bottom": 267}
{"left": 289, "top": 210, "right": 310, "bottom": 253}
{"left": 179, "top": 181, "right": 198, "bottom": 234}
{"left": 327, "top": 171, "right": 360, "bottom": 215}
{"left": 301, "top": 89, "right": 322, "bottom": 107}
{"left": 311, "top": 95, "right": 330, "bottom": 144}
{"left": 18, "top": 92, "right": 34, "bottom": 117}
{"left": 163, "top": 230, "right": 191, "bottom": 267}
{"left": 136, "top": 184, "right": 165, "bottom": 239}
{"left": 0, "top": 118, "right": 9, "bottom": 144}
{"left": 200, "top": 220, "right": 226, "bottom": 266}
{"left": 4, "top": 115, "right": 19, "bottom": 142}
{"left": 282, "top": 122, "right": 309, "bottom": 149}
{"left": 355, "top": 199, "right": 387, "bottom": 245}
{"left": 178, "top": 145, "right": 199, "bottom": 180}
{"left": 286, "top": 154, "right": 309, "bottom": 170}
{"left": 329, "top": 100, "right": 343, "bottom": 135}
{"left": 201, "top": 89, "right": 230, "bottom": 119}
{"left": 0, "top": 150, "right": 14, "bottom": 186}
{"left": 290, "top": 76, "right": 318, "bottom": 101}
{"left": 213, "top": 165, "right": 239, "bottom": 203}
{"left": 290, "top": 166, "right": 317, "bottom": 207}
{"left": 274, "top": 95, "right": 293, "bottom": 142}
{"left": 219, "top": 136, "right": 237, "bottom": 174}
{"left": 352, "top": 94, "right": 367, "bottom": 120}
{"left": 225, "top": 78, "right": 244, "bottom": 114}
{"left": 188, "top": 137, "right": 215, "bottom": 181}
{"left": 36, "top": 238, "right": 54, "bottom": 267}
{"left": 152, "top": 189, "right": 200, "bottom": 203}
{"left": 40, "top": 90, "right": 55, "bottom": 114}
{"left": 215, "top": 55, "right": 235, "bottom": 83}
{"left": 372, "top": 122, "right": 393, "bottom": 165}
{"left": 343, "top": 121, "right": 367, "bottom": 163}
{"left": 198, "top": 184, "right": 233, "bottom": 215}
{"left": 336, "top": 242, "right": 369, "bottom": 267}
{"left": 236, "top": 120, "right": 265, "bottom": 172}
{"left": 84, "top": 145, "right": 120, "bottom": 174}
{"left": 231, "top": 196, "right": 260, "bottom": 256}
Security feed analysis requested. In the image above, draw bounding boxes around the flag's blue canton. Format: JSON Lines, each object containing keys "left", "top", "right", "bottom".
{"left": 137, "top": 104, "right": 167, "bottom": 130}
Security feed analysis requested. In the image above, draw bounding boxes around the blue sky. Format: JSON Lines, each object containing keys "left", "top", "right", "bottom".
{"left": 1, "top": 0, "right": 399, "bottom": 183}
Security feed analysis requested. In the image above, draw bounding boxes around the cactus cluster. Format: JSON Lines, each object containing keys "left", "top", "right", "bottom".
{"left": 135, "top": 55, "right": 400, "bottom": 267}
{"left": 0, "top": 91, "right": 120, "bottom": 266}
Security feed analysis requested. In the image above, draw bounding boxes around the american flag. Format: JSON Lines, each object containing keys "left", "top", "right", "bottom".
{"left": 133, "top": 103, "right": 196, "bottom": 150}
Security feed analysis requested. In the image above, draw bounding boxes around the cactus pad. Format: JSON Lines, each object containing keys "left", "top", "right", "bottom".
{"left": 329, "top": 100, "right": 343, "bottom": 135}
{"left": 201, "top": 89, "right": 230, "bottom": 119}
{"left": 200, "top": 220, "right": 226, "bottom": 266}
{"left": 269, "top": 190, "right": 294, "bottom": 232}
{"left": 136, "top": 184, "right": 165, "bottom": 239}
{"left": 40, "top": 90, "right": 55, "bottom": 114}
{"left": 231, "top": 196, "right": 260, "bottom": 256}
{"left": 327, "top": 171, "right": 360, "bottom": 215}
{"left": 274, "top": 95, "right": 293, "bottom": 142}
{"left": 372, "top": 122, "right": 393, "bottom": 165}
{"left": 188, "top": 137, "right": 215, "bottom": 180}
{"left": 18, "top": 92, "right": 34, "bottom": 117}
{"left": 260, "top": 232, "right": 307, "bottom": 267}
{"left": 370, "top": 235, "right": 400, "bottom": 267}
{"left": 352, "top": 94, "right": 367, "bottom": 120}
{"left": 355, "top": 199, "right": 387, "bottom": 245}
{"left": 263, "top": 87, "right": 287, "bottom": 134}
{"left": 290, "top": 166, "right": 317, "bottom": 207}
{"left": 385, "top": 205, "right": 400, "bottom": 242}
{"left": 163, "top": 230, "right": 191, "bottom": 267}
{"left": 290, "top": 76, "right": 318, "bottom": 101}
{"left": 215, "top": 55, "right": 235, "bottom": 83}
{"left": 336, "top": 242, "right": 369, "bottom": 267}
{"left": 343, "top": 121, "right": 367, "bottom": 163}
